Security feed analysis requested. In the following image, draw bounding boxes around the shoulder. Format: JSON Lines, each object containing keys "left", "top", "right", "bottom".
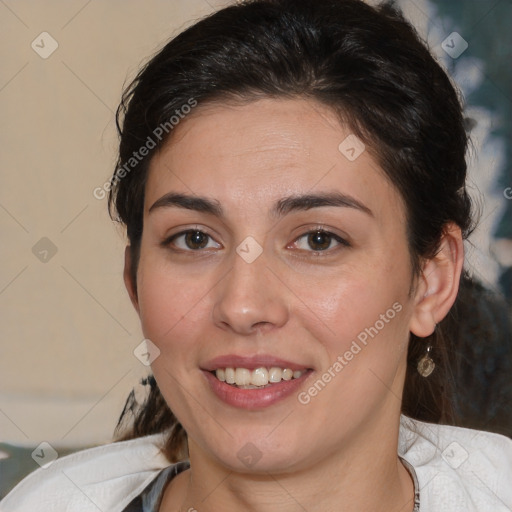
{"left": 0, "top": 435, "right": 173, "bottom": 512}
{"left": 399, "top": 415, "right": 512, "bottom": 511}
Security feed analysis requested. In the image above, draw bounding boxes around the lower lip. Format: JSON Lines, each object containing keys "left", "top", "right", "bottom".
{"left": 202, "top": 370, "right": 312, "bottom": 409}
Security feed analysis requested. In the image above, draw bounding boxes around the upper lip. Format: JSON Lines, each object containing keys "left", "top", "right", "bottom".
{"left": 201, "top": 354, "right": 311, "bottom": 372}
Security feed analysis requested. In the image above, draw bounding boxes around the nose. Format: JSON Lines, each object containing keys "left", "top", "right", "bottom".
{"left": 212, "top": 250, "right": 289, "bottom": 335}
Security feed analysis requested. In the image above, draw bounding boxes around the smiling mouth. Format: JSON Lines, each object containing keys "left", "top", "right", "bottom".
{"left": 212, "top": 366, "right": 307, "bottom": 389}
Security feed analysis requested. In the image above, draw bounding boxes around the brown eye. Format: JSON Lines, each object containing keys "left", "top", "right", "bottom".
{"left": 292, "top": 230, "right": 349, "bottom": 253}
{"left": 184, "top": 230, "right": 209, "bottom": 250}
{"left": 164, "top": 230, "right": 221, "bottom": 251}
{"left": 307, "top": 231, "right": 333, "bottom": 251}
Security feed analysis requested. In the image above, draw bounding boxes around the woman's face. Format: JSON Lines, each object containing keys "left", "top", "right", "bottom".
{"left": 129, "top": 98, "right": 423, "bottom": 472}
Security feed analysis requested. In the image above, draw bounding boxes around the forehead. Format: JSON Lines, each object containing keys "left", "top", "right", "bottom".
{"left": 145, "top": 97, "right": 404, "bottom": 223}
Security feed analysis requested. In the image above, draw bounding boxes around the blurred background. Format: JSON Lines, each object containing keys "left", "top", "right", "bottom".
{"left": 1, "top": 0, "right": 511, "bottom": 498}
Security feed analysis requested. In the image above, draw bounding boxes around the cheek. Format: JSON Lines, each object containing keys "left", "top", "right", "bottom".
{"left": 135, "top": 255, "right": 209, "bottom": 348}
{"left": 296, "top": 258, "right": 413, "bottom": 367}
{"left": 313, "top": 283, "right": 408, "bottom": 349}
{"left": 298, "top": 280, "right": 412, "bottom": 423}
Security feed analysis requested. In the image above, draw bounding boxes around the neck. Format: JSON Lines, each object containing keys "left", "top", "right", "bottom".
{"left": 163, "top": 414, "right": 415, "bottom": 512}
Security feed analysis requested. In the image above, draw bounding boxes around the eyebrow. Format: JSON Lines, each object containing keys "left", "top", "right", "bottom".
{"left": 148, "top": 191, "right": 373, "bottom": 218}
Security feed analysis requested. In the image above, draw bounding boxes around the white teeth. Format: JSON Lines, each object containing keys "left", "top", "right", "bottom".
{"left": 251, "top": 367, "right": 269, "bottom": 386}
{"left": 235, "top": 368, "right": 251, "bottom": 386}
{"left": 214, "top": 366, "right": 305, "bottom": 387}
{"left": 282, "top": 368, "right": 293, "bottom": 381}
{"left": 224, "top": 367, "right": 235, "bottom": 384}
{"left": 268, "top": 367, "right": 282, "bottom": 383}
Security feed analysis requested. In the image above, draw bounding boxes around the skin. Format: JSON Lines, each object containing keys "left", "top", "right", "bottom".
{"left": 124, "top": 98, "right": 464, "bottom": 512}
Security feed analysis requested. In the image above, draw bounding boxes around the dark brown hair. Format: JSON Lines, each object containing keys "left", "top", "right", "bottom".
{"left": 109, "top": 0, "right": 474, "bottom": 461}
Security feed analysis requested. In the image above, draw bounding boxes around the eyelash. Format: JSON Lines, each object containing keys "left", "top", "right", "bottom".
{"left": 291, "top": 230, "right": 350, "bottom": 254}
{"left": 162, "top": 228, "right": 350, "bottom": 255}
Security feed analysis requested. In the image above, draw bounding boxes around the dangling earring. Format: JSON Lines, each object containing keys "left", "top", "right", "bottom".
{"left": 417, "top": 345, "right": 435, "bottom": 377}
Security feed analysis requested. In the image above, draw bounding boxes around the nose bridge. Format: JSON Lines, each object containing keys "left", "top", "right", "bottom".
{"left": 212, "top": 245, "right": 289, "bottom": 334}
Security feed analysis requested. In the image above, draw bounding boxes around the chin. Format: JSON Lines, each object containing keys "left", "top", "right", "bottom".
{"left": 198, "top": 429, "right": 308, "bottom": 475}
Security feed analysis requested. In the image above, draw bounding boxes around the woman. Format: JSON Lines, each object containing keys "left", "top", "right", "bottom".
{"left": 3, "top": 0, "right": 511, "bottom": 511}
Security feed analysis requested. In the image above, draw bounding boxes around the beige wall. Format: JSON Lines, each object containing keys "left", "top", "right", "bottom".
{"left": 0, "top": 0, "right": 230, "bottom": 446}
{"left": 1, "top": 0, "right": 505, "bottom": 447}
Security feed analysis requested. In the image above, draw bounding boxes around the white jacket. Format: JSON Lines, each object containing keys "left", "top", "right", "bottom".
{"left": 1, "top": 416, "right": 511, "bottom": 511}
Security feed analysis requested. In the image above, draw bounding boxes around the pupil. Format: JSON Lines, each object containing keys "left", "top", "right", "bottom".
{"left": 309, "top": 231, "right": 330, "bottom": 251}
{"left": 186, "top": 231, "right": 208, "bottom": 249}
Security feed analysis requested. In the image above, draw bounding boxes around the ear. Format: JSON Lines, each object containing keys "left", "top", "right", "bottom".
{"left": 123, "top": 246, "right": 140, "bottom": 313}
{"left": 409, "top": 223, "right": 464, "bottom": 337}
